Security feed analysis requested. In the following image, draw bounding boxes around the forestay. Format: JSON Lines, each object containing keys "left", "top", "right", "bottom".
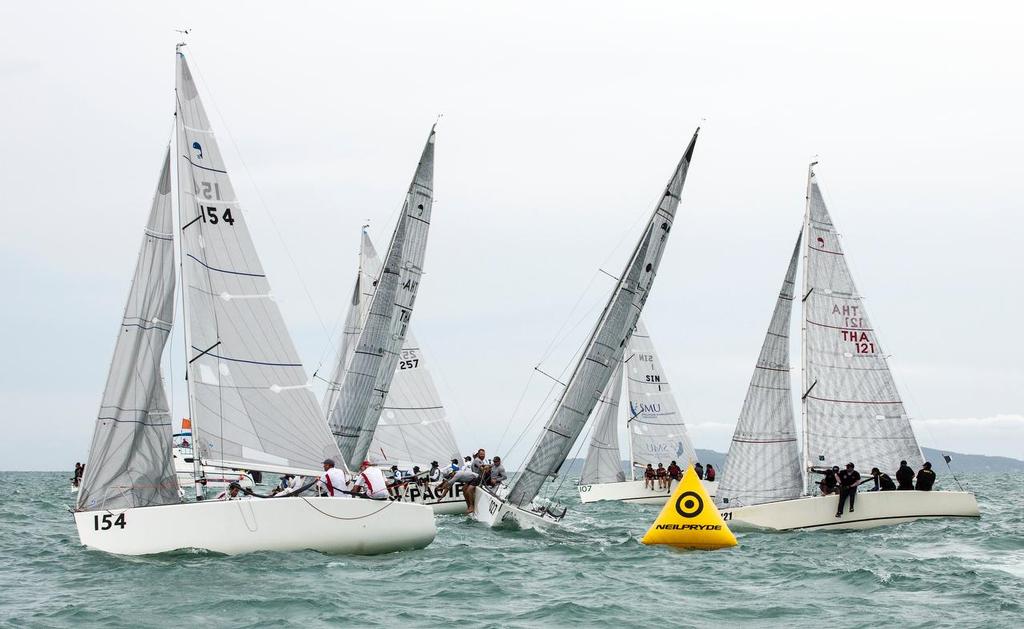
{"left": 78, "top": 150, "right": 180, "bottom": 511}
{"left": 579, "top": 363, "right": 626, "bottom": 484}
{"left": 801, "top": 169, "right": 923, "bottom": 474}
{"left": 328, "top": 129, "right": 436, "bottom": 469}
{"left": 506, "top": 129, "right": 699, "bottom": 507}
{"left": 324, "top": 230, "right": 460, "bottom": 468}
{"left": 175, "top": 52, "right": 341, "bottom": 473}
{"left": 626, "top": 318, "right": 696, "bottom": 473}
{"left": 716, "top": 234, "right": 804, "bottom": 507}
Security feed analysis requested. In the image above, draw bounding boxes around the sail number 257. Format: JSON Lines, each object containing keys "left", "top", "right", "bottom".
{"left": 93, "top": 513, "right": 126, "bottom": 531}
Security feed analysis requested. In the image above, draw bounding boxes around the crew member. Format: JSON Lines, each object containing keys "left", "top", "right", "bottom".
{"left": 318, "top": 458, "right": 350, "bottom": 498}
{"left": 705, "top": 464, "right": 717, "bottom": 482}
{"left": 666, "top": 461, "right": 681, "bottom": 482}
{"left": 449, "top": 462, "right": 480, "bottom": 513}
{"left": 486, "top": 456, "right": 507, "bottom": 488}
{"left": 471, "top": 449, "right": 487, "bottom": 475}
{"left": 643, "top": 464, "right": 656, "bottom": 489}
{"left": 388, "top": 465, "right": 407, "bottom": 497}
{"left": 428, "top": 461, "right": 442, "bottom": 483}
{"left": 215, "top": 481, "right": 243, "bottom": 501}
{"left": 864, "top": 467, "right": 896, "bottom": 492}
{"left": 352, "top": 461, "right": 390, "bottom": 500}
{"left": 656, "top": 463, "right": 668, "bottom": 489}
{"left": 694, "top": 462, "right": 705, "bottom": 480}
{"left": 896, "top": 460, "right": 915, "bottom": 490}
{"left": 835, "top": 462, "right": 861, "bottom": 517}
{"left": 813, "top": 466, "right": 840, "bottom": 496}
{"left": 915, "top": 462, "right": 936, "bottom": 491}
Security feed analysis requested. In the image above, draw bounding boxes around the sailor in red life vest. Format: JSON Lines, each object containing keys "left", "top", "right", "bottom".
{"left": 318, "top": 458, "right": 351, "bottom": 498}
{"left": 352, "top": 461, "right": 390, "bottom": 500}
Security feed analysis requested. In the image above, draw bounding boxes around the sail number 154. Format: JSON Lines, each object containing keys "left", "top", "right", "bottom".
{"left": 93, "top": 513, "right": 126, "bottom": 530}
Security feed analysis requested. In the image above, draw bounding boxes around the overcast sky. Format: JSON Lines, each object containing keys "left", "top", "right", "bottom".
{"left": 1, "top": 2, "right": 1021, "bottom": 470}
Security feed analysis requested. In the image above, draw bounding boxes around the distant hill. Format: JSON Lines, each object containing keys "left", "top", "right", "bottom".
{"left": 563, "top": 447, "right": 1023, "bottom": 477}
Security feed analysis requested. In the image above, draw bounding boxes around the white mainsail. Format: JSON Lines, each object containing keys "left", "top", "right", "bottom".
{"left": 801, "top": 169, "right": 923, "bottom": 475}
{"left": 579, "top": 363, "right": 626, "bottom": 484}
{"left": 505, "top": 129, "right": 699, "bottom": 507}
{"left": 328, "top": 129, "right": 436, "bottom": 469}
{"left": 716, "top": 233, "right": 804, "bottom": 507}
{"left": 175, "top": 51, "right": 341, "bottom": 473}
{"left": 625, "top": 318, "right": 696, "bottom": 473}
{"left": 78, "top": 149, "right": 180, "bottom": 511}
{"left": 324, "top": 229, "right": 460, "bottom": 468}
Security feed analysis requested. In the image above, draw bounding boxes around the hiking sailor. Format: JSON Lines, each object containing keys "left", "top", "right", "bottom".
{"left": 318, "top": 458, "right": 350, "bottom": 498}
{"left": 485, "top": 456, "right": 507, "bottom": 488}
{"left": 835, "top": 462, "right": 861, "bottom": 518}
{"left": 215, "top": 481, "right": 243, "bottom": 501}
{"left": 896, "top": 459, "right": 915, "bottom": 490}
{"left": 915, "top": 462, "right": 937, "bottom": 491}
{"left": 352, "top": 461, "right": 390, "bottom": 500}
{"left": 427, "top": 461, "right": 443, "bottom": 482}
{"left": 864, "top": 467, "right": 896, "bottom": 492}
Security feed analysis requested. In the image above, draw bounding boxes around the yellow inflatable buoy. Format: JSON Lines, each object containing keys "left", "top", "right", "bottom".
{"left": 641, "top": 465, "right": 737, "bottom": 550}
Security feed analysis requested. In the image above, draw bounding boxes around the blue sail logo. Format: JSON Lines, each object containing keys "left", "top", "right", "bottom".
{"left": 192, "top": 141, "right": 204, "bottom": 159}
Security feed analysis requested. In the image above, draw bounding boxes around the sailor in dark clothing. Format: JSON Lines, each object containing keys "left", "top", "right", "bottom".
{"left": 813, "top": 466, "right": 840, "bottom": 496}
{"left": 864, "top": 467, "right": 896, "bottom": 492}
{"left": 896, "top": 460, "right": 915, "bottom": 490}
{"left": 694, "top": 462, "right": 705, "bottom": 480}
{"left": 915, "top": 462, "right": 936, "bottom": 491}
{"left": 835, "top": 462, "right": 861, "bottom": 517}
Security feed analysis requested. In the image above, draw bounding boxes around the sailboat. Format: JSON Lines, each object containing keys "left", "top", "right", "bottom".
{"left": 72, "top": 47, "right": 436, "bottom": 556}
{"left": 326, "top": 128, "right": 437, "bottom": 477}
{"left": 716, "top": 164, "right": 979, "bottom": 531}
{"left": 322, "top": 228, "right": 464, "bottom": 514}
{"left": 577, "top": 318, "right": 717, "bottom": 504}
{"left": 473, "top": 129, "right": 700, "bottom": 530}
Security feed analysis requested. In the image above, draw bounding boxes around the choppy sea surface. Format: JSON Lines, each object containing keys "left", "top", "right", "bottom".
{"left": 0, "top": 472, "right": 1020, "bottom": 628}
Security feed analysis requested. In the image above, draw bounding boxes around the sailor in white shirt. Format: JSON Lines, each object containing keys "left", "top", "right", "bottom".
{"left": 318, "top": 458, "right": 351, "bottom": 498}
{"left": 352, "top": 460, "right": 390, "bottom": 500}
{"left": 215, "top": 481, "right": 244, "bottom": 501}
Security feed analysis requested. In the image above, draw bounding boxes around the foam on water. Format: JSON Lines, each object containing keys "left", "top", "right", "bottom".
{"left": 0, "top": 472, "right": 1021, "bottom": 628}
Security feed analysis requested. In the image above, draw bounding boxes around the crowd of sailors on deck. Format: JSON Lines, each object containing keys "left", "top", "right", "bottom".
{"left": 642, "top": 460, "right": 715, "bottom": 490}
{"left": 811, "top": 460, "right": 939, "bottom": 518}
{"left": 213, "top": 450, "right": 509, "bottom": 511}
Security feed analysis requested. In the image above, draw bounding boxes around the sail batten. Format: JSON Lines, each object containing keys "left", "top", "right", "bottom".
{"left": 717, "top": 233, "right": 804, "bottom": 507}
{"left": 78, "top": 148, "right": 180, "bottom": 511}
{"left": 801, "top": 170, "right": 923, "bottom": 476}
{"left": 174, "top": 52, "right": 342, "bottom": 473}
{"left": 506, "top": 129, "right": 699, "bottom": 507}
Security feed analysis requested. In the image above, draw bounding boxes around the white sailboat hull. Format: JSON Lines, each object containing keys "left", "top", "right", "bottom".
{"left": 720, "top": 490, "right": 979, "bottom": 532}
{"left": 471, "top": 487, "right": 563, "bottom": 531}
{"left": 74, "top": 496, "right": 436, "bottom": 556}
{"left": 391, "top": 481, "right": 469, "bottom": 515}
{"left": 578, "top": 478, "right": 718, "bottom": 505}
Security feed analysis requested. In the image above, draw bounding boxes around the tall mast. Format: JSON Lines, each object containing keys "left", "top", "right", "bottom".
{"left": 173, "top": 43, "right": 205, "bottom": 500}
{"left": 799, "top": 161, "right": 816, "bottom": 495}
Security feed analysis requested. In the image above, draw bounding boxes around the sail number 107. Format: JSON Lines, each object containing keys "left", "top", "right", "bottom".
{"left": 93, "top": 513, "right": 126, "bottom": 530}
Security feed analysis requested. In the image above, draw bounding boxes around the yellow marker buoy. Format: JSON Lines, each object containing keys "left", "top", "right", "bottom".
{"left": 641, "top": 465, "right": 737, "bottom": 550}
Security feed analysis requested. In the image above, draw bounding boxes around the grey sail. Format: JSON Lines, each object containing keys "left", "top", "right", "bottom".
{"left": 802, "top": 168, "right": 923, "bottom": 475}
{"left": 579, "top": 363, "right": 626, "bottom": 484}
{"left": 78, "top": 149, "right": 180, "bottom": 511}
{"left": 328, "top": 129, "right": 436, "bottom": 469}
{"left": 506, "top": 129, "right": 699, "bottom": 507}
{"left": 716, "top": 233, "right": 804, "bottom": 507}
{"left": 324, "top": 229, "right": 460, "bottom": 468}
{"left": 175, "top": 51, "right": 341, "bottom": 473}
{"left": 321, "top": 258, "right": 363, "bottom": 420}
{"left": 625, "top": 318, "right": 696, "bottom": 473}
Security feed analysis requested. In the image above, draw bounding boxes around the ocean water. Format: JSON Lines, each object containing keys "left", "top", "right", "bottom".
{"left": 0, "top": 472, "right": 1020, "bottom": 629}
